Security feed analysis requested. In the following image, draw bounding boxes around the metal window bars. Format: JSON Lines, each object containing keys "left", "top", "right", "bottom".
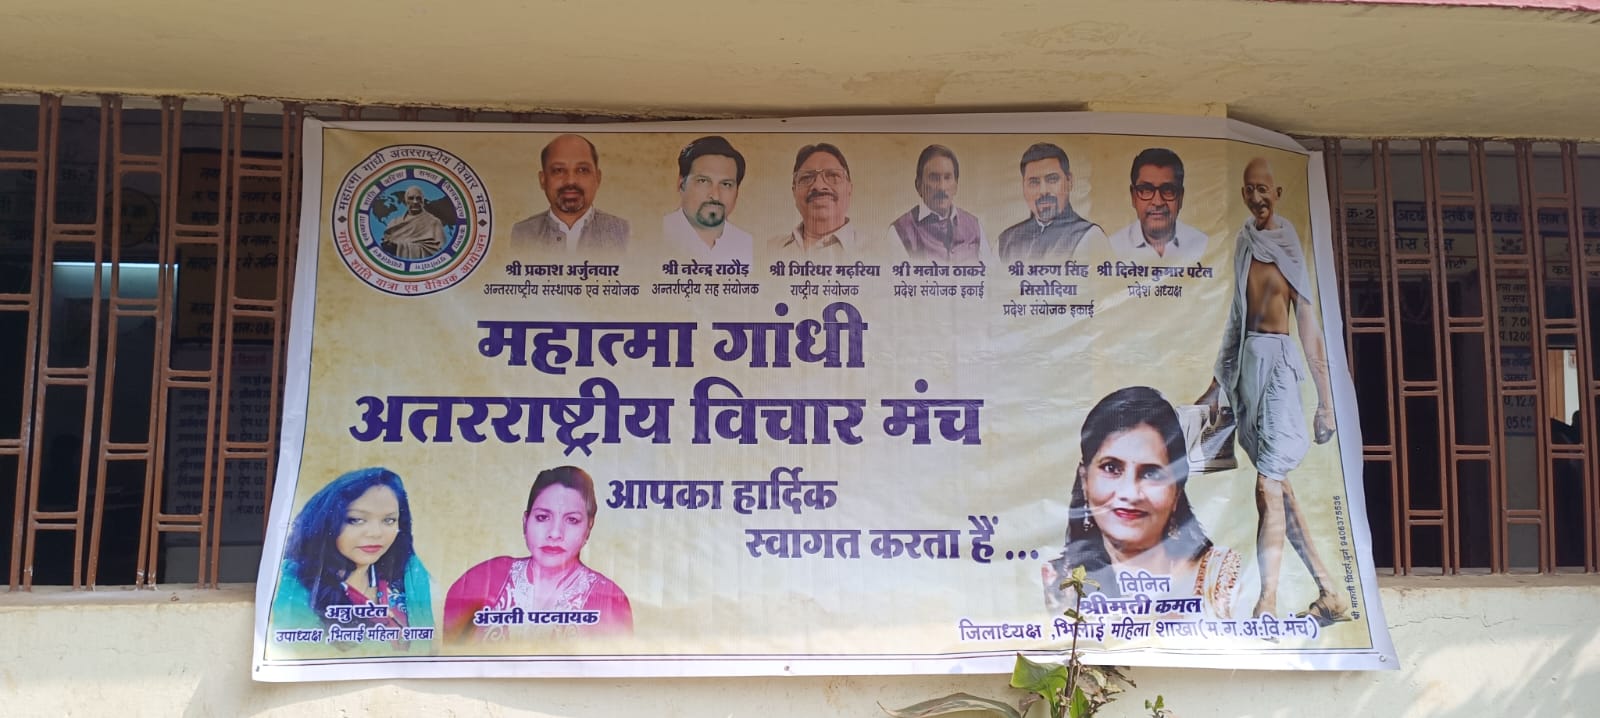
{"left": 1324, "top": 139, "right": 1598, "bottom": 575}
{"left": 1, "top": 95, "right": 1595, "bottom": 588}
{"left": 0, "top": 96, "right": 548, "bottom": 589}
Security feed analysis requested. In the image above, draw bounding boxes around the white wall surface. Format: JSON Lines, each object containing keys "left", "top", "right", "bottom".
{"left": 2, "top": 577, "right": 1597, "bottom": 717}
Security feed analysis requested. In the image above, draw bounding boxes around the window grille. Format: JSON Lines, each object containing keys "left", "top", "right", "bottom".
{"left": 2, "top": 94, "right": 1595, "bottom": 587}
{"left": 1325, "top": 139, "right": 1599, "bottom": 575}
{"left": 0, "top": 95, "right": 600, "bottom": 588}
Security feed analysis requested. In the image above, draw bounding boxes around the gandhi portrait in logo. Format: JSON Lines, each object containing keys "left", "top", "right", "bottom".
{"left": 380, "top": 185, "right": 447, "bottom": 260}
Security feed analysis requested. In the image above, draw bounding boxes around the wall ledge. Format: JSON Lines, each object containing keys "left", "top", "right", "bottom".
{"left": 4, "top": 574, "right": 1599, "bottom": 610}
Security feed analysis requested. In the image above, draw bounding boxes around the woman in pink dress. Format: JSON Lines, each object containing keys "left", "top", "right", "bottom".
{"left": 444, "top": 466, "right": 633, "bottom": 644}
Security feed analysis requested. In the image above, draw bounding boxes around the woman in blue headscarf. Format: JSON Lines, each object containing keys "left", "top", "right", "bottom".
{"left": 269, "top": 467, "right": 434, "bottom": 652}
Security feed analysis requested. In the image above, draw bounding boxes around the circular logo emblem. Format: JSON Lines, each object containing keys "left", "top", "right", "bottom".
{"left": 330, "top": 144, "right": 492, "bottom": 295}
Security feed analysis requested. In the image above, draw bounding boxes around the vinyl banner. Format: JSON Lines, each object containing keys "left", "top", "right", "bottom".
{"left": 252, "top": 113, "right": 1397, "bottom": 681}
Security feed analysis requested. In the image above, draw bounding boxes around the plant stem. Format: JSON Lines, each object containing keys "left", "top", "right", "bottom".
{"left": 1065, "top": 586, "right": 1082, "bottom": 718}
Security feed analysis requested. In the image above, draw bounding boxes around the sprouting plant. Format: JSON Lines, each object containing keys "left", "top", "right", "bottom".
{"left": 881, "top": 565, "right": 1172, "bottom": 718}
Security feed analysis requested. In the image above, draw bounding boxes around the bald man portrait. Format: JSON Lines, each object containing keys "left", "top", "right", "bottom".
{"left": 511, "top": 133, "right": 630, "bottom": 255}
{"left": 381, "top": 185, "right": 445, "bottom": 260}
{"left": 1198, "top": 157, "right": 1349, "bottom": 626}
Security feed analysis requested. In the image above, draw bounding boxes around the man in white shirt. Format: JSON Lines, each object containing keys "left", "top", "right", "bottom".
{"left": 510, "top": 133, "right": 630, "bottom": 256}
{"left": 1104, "top": 148, "right": 1209, "bottom": 263}
{"left": 661, "top": 136, "right": 752, "bottom": 265}
{"left": 769, "top": 143, "right": 858, "bottom": 260}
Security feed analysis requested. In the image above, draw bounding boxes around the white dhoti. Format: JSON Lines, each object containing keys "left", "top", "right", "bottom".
{"left": 1236, "top": 331, "right": 1309, "bottom": 482}
{"left": 1215, "top": 219, "right": 1316, "bottom": 483}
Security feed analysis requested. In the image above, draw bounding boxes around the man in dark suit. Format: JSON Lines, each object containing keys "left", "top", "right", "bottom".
{"left": 997, "top": 142, "right": 1103, "bottom": 261}
{"left": 511, "top": 134, "right": 630, "bottom": 255}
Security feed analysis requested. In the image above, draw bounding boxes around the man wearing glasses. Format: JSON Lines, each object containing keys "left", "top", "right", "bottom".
{"left": 769, "top": 143, "right": 857, "bottom": 259}
{"left": 997, "top": 142, "right": 1103, "bottom": 262}
{"left": 1106, "top": 148, "right": 1209, "bottom": 262}
{"left": 1198, "top": 157, "right": 1349, "bottom": 626}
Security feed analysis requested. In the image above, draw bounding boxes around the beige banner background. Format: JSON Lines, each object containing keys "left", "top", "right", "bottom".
{"left": 254, "top": 115, "right": 1392, "bottom": 678}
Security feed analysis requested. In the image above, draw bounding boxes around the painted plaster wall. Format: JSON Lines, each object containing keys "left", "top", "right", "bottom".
{"left": 1, "top": 578, "right": 1595, "bottom": 717}
{"left": 1, "top": 1, "right": 1599, "bottom": 139}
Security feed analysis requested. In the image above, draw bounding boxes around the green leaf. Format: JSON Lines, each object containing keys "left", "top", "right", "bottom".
{"left": 1059, "top": 565, "right": 1090, "bottom": 598}
{"left": 1068, "top": 687, "right": 1091, "bottom": 718}
{"left": 1061, "top": 609, "right": 1084, "bottom": 623}
{"left": 879, "top": 693, "right": 1023, "bottom": 718}
{"left": 1010, "top": 654, "right": 1071, "bottom": 700}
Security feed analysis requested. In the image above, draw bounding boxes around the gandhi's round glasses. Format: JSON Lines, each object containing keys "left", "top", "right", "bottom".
{"left": 795, "top": 169, "right": 850, "bottom": 187}
{"left": 1132, "top": 183, "right": 1182, "bottom": 201}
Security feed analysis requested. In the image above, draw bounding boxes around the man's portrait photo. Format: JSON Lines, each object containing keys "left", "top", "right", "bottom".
{"left": 768, "top": 143, "right": 857, "bottom": 260}
{"left": 379, "top": 185, "right": 447, "bottom": 260}
{"left": 1105, "top": 148, "right": 1208, "bottom": 262}
{"left": 997, "top": 143, "right": 1104, "bottom": 261}
{"left": 886, "top": 144, "right": 989, "bottom": 262}
{"left": 511, "top": 133, "right": 630, "bottom": 255}
{"left": 661, "top": 136, "right": 751, "bottom": 264}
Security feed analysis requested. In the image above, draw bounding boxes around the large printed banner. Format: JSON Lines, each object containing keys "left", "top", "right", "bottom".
{"left": 253, "top": 113, "right": 1396, "bottom": 681}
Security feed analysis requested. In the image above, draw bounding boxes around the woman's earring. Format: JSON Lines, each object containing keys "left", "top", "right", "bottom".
{"left": 1082, "top": 514, "right": 1093, "bottom": 532}
{"left": 1167, "top": 523, "right": 1180, "bottom": 540}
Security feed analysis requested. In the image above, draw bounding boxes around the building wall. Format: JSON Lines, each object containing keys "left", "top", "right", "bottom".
{"left": 2, "top": 578, "right": 1596, "bottom": 717}
{"left": 3, "top": 3, "right": 1599, "bottom": 713}
{"left": 3, "top": 2, "right": 1600, "bottom": 138}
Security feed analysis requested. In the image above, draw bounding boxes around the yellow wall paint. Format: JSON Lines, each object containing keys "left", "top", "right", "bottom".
{"left": 1, "top": 1, "right": 1598, "bottom": 139}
